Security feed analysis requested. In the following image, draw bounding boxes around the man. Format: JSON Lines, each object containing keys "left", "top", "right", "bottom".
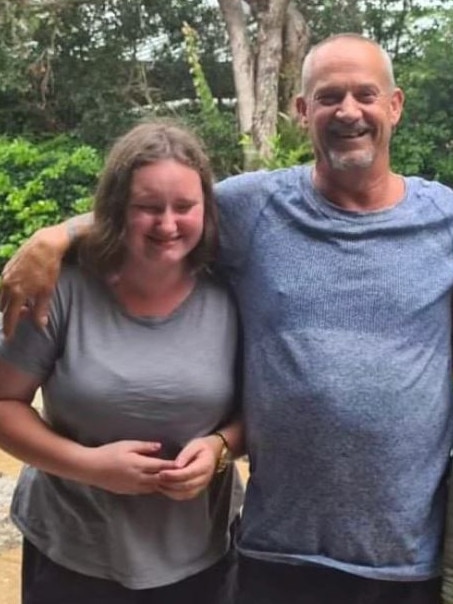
{"left": 1, "top": 34, "right": 452, "bottom": 603}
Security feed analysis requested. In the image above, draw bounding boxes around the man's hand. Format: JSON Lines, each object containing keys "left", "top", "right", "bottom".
{"left": 157, "top": 435, "right": 223, "bottom": 501}
{"left": 0, "top": 224, "right": 70, "bottom": 339}
{"left": 84, "top": 441, "right": 176, "bottom": 495}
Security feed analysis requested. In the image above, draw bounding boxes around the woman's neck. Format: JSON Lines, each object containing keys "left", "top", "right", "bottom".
{"left": 108, "top": 261, "right": 197, "bottom": 317}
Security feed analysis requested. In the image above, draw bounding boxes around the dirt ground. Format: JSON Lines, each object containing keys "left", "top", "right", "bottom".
{"left": 0, "top": 390, "right": 249, "bottom": 604}
{"left": 0, "top": 449, "right": 22, "bottom": 604}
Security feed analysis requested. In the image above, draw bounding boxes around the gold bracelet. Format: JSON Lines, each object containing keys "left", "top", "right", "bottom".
{"left": 213, "top": 431, "right": 231, "bottom": 473}
{"left": 213, "top": 431, "right": 229, "bottom": 450}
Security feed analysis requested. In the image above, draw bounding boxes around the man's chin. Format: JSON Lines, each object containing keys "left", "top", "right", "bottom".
{"left": 327, "top": 150, "right": 375, "bottom": 171}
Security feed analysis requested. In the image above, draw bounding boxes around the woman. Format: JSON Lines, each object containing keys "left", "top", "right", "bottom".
{"left": 0, "top": 121, "right": 243, "bottom": 604}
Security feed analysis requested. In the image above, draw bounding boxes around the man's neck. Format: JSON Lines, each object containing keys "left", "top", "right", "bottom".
{"left": 312, "top": 165, "right": 405, "bottom": 212}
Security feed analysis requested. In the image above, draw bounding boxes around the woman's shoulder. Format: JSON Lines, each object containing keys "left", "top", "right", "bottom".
{"left": 197, "top": 271, "right": 237, "bottom": 312}
{"left": 198, "top": 270, "right": 229, "bottom": 293}
{"left": 57, "top": 263, "right": 105, "bottom": 305}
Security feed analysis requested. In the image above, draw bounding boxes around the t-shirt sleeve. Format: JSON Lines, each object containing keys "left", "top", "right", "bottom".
{"left": 215, "top": 170, "right": 271, "bottom": 274}
{"left": 0, "top": 275, "right": 68, "bottom": 380}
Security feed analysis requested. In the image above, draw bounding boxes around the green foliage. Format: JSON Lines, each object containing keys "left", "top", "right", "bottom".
{"left": 390, "top": 7, "right": 453, "bottom": 185}
{"left": 0, "top": 136, "right": 101, "bottom": 266}
{"left": 256, "top": 115, "right": 314, "bottom": 170}
{"left": 182, "top": 23, "right": 241, "bottom": 178}
{"left": 298, "top": 0, "right": 449, "bottom": 58}
{"left": 298, "top": 0, "right": 363, "bottom": 42}
{"left": 2, "top": 0, "right": 453, "bottom": 183}
{"left": 183, "top": 19, "right": 313, "bottom": 175}
{"left": 0, "top": 0, "right": 233, "bottom": 148}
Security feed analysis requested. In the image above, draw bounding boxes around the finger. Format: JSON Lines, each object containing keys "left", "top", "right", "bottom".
{"left": 141, "top": 459, "right": 177, "bottom": 474}
{"left": 32, "top": 295, "right": 51, "bottom": 328}
{"left": 174, "top": 443, "right": 204, "bottom": 468}
{"left": 159, "top": 479, "right": 204, "bottom": 492}
{"left": 158, "top": 465, "right": 205, "bottom": 483}
{"left": 19, "top": 306, "right": 31, "bottom": 318}
{"left": 136, "top": 475, "right": 162, "bottom": 491}
{"left": 2, "top": 299, "right": 24, "bottom": 340}
{"left": 157, "top": 480, "right": 203, "bottom": 493}
{"left": 129, "top": 441, "right": 162, "bottom": 455}
{"left": 0, "top": 290, "right": 7, "bottom": 314}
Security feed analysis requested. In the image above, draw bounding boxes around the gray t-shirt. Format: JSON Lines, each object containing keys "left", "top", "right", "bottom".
{"left": 0, "top": 265, "right": 242, "bottom": 589}
{"left": 215, "top": 166, "right": 453, "bottom": 581}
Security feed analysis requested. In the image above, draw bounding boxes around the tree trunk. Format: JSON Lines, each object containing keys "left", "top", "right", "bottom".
{"left": 219, "top": 0, "right": 308, "bottom": 165}
{"left": 217, "top": 0, "right": 254, "bottom": 137}
{"left": 280, "top": 1, "right": 310, "bottom": 116}
{"left": 250, "top": 0, "right": 290, "bottom": 158}
{"left": 217, "top": 0, "right": 256, "bottom": 168}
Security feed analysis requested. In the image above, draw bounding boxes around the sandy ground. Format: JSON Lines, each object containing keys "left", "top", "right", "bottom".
{"left": 0, "top": 391, "right": 249, "bottom": 603}
{"left": 0, "top": 449, "right": 22, "bottom": 604}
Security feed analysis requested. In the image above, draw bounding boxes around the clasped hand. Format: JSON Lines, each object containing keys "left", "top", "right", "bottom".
{"left": 86, "top": 436, "right": 220, "bottom": 500}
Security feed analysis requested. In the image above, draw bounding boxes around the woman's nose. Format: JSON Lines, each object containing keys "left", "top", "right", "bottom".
{"left": 155, "top": 209, "right": 177, "bottom": 233}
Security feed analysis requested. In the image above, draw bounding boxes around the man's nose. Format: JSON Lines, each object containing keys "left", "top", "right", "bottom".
{"left": 335, "top": 93, "right": 362, "bottom": 122}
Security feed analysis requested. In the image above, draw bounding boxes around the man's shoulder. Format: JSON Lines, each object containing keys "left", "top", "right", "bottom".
{"left": 405, "top": 176, "right": 453, "bottom": 216}
{"left": 215, "top": 165, "right": 307, "bottom": 200}
{"left": 406, "top": 175, "right": 453, "bottom": 197}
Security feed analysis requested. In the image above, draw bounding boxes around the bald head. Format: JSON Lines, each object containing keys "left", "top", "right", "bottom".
{"left": 301, "top": 34, "right": 396, "bottom": 96}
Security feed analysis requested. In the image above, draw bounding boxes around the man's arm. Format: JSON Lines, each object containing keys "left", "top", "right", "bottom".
{"left": 0, "top": 213, "right": 93, "bottom": 339}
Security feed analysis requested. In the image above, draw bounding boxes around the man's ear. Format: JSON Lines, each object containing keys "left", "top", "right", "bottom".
{"left": 390, "top": 87, "right": 405, "bottom": 128}
{"left": 295, "top": 95, "right": 308, "bottom": 128}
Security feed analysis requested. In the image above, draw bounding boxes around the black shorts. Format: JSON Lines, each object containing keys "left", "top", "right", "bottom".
{"left": 22, "top": 538, "right": 235, "bottom": 604}
{"left": 234, "top": 555, "right": 441, "bottom": 604}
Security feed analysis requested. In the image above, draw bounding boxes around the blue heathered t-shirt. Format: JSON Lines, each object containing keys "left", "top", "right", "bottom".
{"left": 215, "top": 165, "right": 453, "bottom": 580}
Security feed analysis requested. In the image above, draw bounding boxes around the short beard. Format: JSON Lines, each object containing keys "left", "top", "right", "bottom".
{"left": 327, "top": 149, "right": 375, "bottom": 171}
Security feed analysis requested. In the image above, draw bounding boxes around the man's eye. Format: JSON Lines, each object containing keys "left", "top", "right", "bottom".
{"left": 357, "top": 92, "right": 376, "bottom": 103}
{"left": 317, "top": 95, "right": 338, "bottom": 105}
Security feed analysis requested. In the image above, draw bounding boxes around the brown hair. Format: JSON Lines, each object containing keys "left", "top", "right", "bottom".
{"left": 79, "top": 120, "right": 217, "bottom": 276}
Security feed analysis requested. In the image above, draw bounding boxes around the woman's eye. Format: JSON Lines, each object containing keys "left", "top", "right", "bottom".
{"left": 135, "top": 204, "right": 160, "bottom": 214}
{"left": 175, "top": 204, "right": 193, "bottom": 214}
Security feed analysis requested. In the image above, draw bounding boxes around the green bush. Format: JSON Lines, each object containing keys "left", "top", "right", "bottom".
{"left": 182, "top": 22, "right": 242, "bottom": 178}
{"left": 257, "top": 114, "right": 314, "bottom": 171}
{"left": 0, "top": 136, "right": 101, "bottom": 267}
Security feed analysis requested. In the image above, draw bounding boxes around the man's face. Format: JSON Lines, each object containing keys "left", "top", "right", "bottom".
{"left": 297, "top": 39, "right": 404, "bottom": 174}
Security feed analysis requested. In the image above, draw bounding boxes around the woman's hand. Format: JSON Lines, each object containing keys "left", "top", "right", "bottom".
{"left": 84, "top": 440, "right": 176, "bottom": 495}
{"left": 157, "top": 435, "right": 223, "bottom": 501}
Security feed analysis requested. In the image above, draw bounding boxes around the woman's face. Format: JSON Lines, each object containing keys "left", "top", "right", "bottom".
{"left": 125, "top": 159, "right": 205, "bottom": 270}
